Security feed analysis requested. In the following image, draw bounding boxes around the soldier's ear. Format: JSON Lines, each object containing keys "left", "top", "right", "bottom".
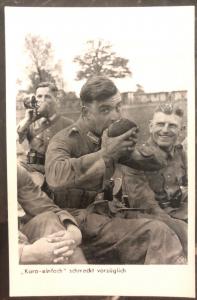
{"left": 149, "top": 120, "right": 153, "bottom": 133}
{"left": 81, "top": 105, "right": 89, "bottom": 117}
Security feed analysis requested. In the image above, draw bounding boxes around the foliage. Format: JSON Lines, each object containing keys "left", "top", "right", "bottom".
{"left": 73, "top": 39, "right": 132, "bottom": 80}
{"left": 56, "top": 89, "right": 80, "bottom": 110}
{"left": 24, "top": 34, "right": 64, "bottom": 92}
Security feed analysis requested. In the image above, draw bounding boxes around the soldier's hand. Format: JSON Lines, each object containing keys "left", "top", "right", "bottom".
{"left": 40, "top": 234, "right": 75, "bottom": 263}
{"left": 24, "top": 109, "right": 38, "bottom": 123}
{"left": 47, "top": 228, "right": 82, "bottom": 248}
{"left": 21, "top": 235, "right": 75, "bottom": 264}
{"left": 101, "top": 128, "right": 137, "bottom": 161}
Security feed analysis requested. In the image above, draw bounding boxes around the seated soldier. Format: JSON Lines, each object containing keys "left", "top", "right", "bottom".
{"left": 112, "top": 103, "right": 187, "bottom": 257}
{"left": 145, "top": 103, "right": 187, "bottom": 221}
{"left": 17, "top": 164, "right": 86, "bottom": 264}
{"left": 17, "top": 82, "right": 73, "bottom": 174}
{"left": 45, "top": 76, "right": 186, "bottom": 264}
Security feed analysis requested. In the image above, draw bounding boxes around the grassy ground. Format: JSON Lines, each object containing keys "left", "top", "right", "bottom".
{"left": 16, "top": 100, "right": 187, "bottom": 145}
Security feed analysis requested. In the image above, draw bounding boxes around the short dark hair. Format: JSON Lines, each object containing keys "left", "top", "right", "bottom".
{"left": 80, "top": 76, "right": 118, "bottom": 104}
{"left": 36, "top": 82, "right": 58, "bottom": 94}
{"left": 154, "top": 102, "right": 184, "bottom": 118}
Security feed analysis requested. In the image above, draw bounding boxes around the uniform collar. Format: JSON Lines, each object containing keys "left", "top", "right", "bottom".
{"left": 39, "top": 113, "right": 60, "bottom": 126}
{"left": 148, "top": 137, "right": 175, "bottom": 159}
{"left": 75, "top": 116, "right": 101, "bottom": 146}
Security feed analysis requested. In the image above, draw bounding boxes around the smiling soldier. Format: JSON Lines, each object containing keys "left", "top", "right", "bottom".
{"left": 145, "top": 103, "right": 187, "bottom": 220}
{"left": 116, "top": 102, "right": 188, "bottom": 257}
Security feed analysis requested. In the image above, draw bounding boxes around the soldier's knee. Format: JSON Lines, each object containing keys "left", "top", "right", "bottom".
{"left": 31, "top": 211, "right": 60, "bottom": 227}
{"left": 148, "top": 219, "right": 173, "bottom": 234}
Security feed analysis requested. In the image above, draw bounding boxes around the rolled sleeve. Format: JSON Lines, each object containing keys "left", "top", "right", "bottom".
{"left": 17, "top": 119, "right": 31, "bottom": 144}
{"left": 17, "top": 164, "right": 78, "bottom": 225}
{"left": 119, "top": 144, "right": 167, "bottom": 171}
{"left": 57, "top": 210, "right": 78, "bottom": 227}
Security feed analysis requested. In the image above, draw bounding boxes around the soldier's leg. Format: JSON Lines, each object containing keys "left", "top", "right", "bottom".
{"left": 21, "top": 211, "right": 87, "bottom": 264}
{"left": 78, "top": 213, "right": 186, "bottom": 264}
{"left": 140, "top": 212, "right": 188, "bottom": 257}
{"left": 21, "top": 211, "right": 66, "bottom": 242}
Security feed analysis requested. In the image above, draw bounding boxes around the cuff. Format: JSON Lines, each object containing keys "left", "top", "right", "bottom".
{"left": 57, "top": 211, "right": 78, "bottom": 228}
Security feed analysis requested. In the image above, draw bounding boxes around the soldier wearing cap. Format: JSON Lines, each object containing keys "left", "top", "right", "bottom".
{"left": 45, "top": 76, "right": 186, "bottom": 264}
{"left": 17, "top": 82, "right": 73, "bottom": 174}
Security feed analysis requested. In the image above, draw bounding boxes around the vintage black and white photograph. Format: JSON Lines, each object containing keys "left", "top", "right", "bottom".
{"left": 5, "top": 5, "right": 195, "bottom": 297}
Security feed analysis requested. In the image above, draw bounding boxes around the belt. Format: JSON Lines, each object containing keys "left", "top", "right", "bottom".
{"left": 27, "top": 150, "right": 45, "bottom": 165}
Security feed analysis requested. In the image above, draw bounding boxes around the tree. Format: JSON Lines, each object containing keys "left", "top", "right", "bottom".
{"left": 73, "top": 39, "right": 132, "bottom": 80}
{"left": 56, "top": 89, "right": 80, "bottom": 110}
{"left": 24, "top": 34, "right": 64, "bottom": 92}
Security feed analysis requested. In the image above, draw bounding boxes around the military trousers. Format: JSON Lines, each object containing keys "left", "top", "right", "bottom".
{"left": 21, "top": 211, "right": 87, "bottom": 264}
{"left": 68, "top": 208, "right": 186, "bottom": 265}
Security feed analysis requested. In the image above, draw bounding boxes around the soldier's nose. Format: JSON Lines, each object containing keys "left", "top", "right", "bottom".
{"left": 162, "top": 124, "right": 169, "bottom": 133}
{"left": 111, "top": 110, "right": 121, "bottom": 122}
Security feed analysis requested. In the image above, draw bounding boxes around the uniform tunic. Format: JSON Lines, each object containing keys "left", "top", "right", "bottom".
{"left": 116, "top": 138, "right": 188, "bottom": 255}
{"left": 119, "top": 139, "right": 187, "bottom": 212}
{"left": 17, "top": 114, "right": 73, "bottom": 155}
{"left": 17, "top": 164, "right": 78, "bottom": 262}
{"left": 17, "top": 115, "right": 73, "bottom": 173}
{"left": 45, "top": 117, "right": 186, "bottom": 264}
{"left": 145, "top": 138, "right": 187, "bottom": 219}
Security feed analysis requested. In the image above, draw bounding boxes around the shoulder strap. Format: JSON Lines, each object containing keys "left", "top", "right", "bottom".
{"left": 30, "top": 114, "right": 60, "bottom": 139}
{"left": 30, "top": 121, "right": 52, "bottom": 139}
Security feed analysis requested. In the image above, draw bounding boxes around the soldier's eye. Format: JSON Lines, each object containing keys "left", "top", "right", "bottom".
{"left": 169, "top": 124, "right": 177, "bottom": 129}
{"left": 157, "top": 122, "right": 165, "bottom": 127}
{"left": 100, "top": 107, "right": 110, "bottom": 114}
{"left": 116, "top": 103, "right": 122, "bottom": 112}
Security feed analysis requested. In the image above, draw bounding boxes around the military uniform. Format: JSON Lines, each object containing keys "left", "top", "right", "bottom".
{"left": 144, "top": 139, "right": 187, "bottom": 220}
{"left": 17, "top": 114, "right": 73, "bottom": 173}
{"left": 116, "top": 140, "right": 187, "bottom": 214}
{"left": 45, "top": 117, "right": 186, "bottom": 264}
{"left": 17, "top": 164, "right": 78, "bottom": 262}
{"left": 116, "top": 138, "right": 187, "bottom": 256}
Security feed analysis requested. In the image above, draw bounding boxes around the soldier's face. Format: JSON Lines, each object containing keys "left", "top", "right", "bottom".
{"left": 36, "top": 87, "right": 56, "bottom": 106}
{"left": 36, "top": 87, "right": 56, "bottom": 116}
{"left": 149, "top": 112, "right": 182, "bottom": 150}
{"left": 86, "top": 92, "right": 122, "bottom": 136}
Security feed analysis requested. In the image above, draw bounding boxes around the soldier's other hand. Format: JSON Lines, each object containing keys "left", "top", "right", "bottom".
{"left": 21, "top": 236, "right": 75, "bottom": 264}
{"left": 101, "top": 128, "right": 137, "bottom": 161}
{"left": 47, "top": 227, "right": 82, "bottom": 248}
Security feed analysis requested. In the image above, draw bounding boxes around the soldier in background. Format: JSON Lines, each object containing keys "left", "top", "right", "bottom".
{"left": 115, "top": 103, "right": 187, "bottom": 256}
{"left": 17, "top": 82, "right": 73, "bottom": 174}
{"left": 145, "top": 103, "right": 187, "bottom": 221}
